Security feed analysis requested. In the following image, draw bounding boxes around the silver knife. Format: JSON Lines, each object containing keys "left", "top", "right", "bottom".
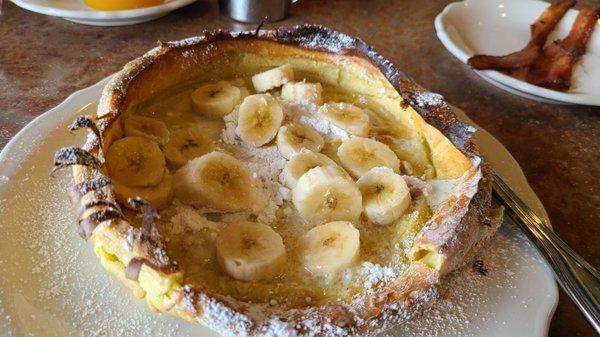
{"left": 492, "top": 171, "right": 600, "bottom": 334}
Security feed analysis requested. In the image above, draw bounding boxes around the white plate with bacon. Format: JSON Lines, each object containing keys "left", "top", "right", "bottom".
{"left": 435, "top": 0, "right": 600, "bottom": 106}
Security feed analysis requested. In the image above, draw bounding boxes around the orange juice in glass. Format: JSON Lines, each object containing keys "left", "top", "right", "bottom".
{"left": 83, "top": 0, "right": 165, "bottom": 10}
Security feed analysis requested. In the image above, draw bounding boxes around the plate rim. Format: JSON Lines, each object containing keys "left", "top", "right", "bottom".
{"left": 0, "top": 77, "right": 559, "bottom": 337}
{"left": 475, "top": 72, "right": 569, "bottom": 104}
{"left": 10, "top": 0, "right": 196, "bottom": 20}
{"left": 434, "top": 0, "right": 600, "bottom": 106}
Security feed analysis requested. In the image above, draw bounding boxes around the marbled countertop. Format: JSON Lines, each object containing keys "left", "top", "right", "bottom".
{"left": 0, "top": 0, "right": 598, "bottom": 336}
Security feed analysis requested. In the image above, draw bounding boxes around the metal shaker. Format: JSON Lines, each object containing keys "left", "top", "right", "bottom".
{"left": 219, "top": 0, "right": 298, "bottom": 23}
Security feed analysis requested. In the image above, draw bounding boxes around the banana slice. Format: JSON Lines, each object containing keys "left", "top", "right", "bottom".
{"left": 123, "top": 115, "right": 170, "bottom": 146}
{"left": 230, "top": 78, "right": 246, "bottom": 87}
{"left": 292, "top": 166, "right": 362, "bottom": 224}
{"left": 357, "top": 167, "right": 411, "bottom": 225}
{"left": 215, "top": 221, "right": 286, "bottom": 281}
{"left": 318, "top": 102, "right": 370, "bottom": 137}
{"left": 105, "top": 136, "right": 165, "bottom": 187}
{"left": 173, "top": 151, "right": 254, "bottom": 212}
{"left": 276, "top": 123, "right": 325, "bottom": 160}
{"left": 113, "top": 170, "right": 173, "bottom": 210}
{"left": 192, "top": 119, "right": 226, "bottom": 141}
{"left": 236, "top": 94, "right": 284, "bottom": 147}
{"left": 299, "top": 221, "right": 360, "bottom": 277}
{"left": 337, "top": 137, "right": 400, "bottom": 179}
{"left": 164, "top": 125, "right": 215, "bottom": 168}
{"left": 321, "top": 138, "right": 344, "bottom": 165}
{"left": 252, "top": 64, "right": 294, "bottom": 92}
{"left": 239, "top": 86, "right": 251, "bottom": 100}
{"left": 229, "top": 78, "right": 252, "bottom": 100}
{"left": 280, "top": 81, "right": 323, "bottom": 104}
{"left": 281, "top": 150, "right": 344, "bottom": 189}
{"left": 191, "top": 81, "right": 242, "bottom": 118}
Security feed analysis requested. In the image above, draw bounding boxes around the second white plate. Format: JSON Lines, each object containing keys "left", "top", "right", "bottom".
{"left": 435, "top": 0, "right": 600, "bottom": 105}
{"left": 10, "top": 0, "right": 196, "bottom": 26}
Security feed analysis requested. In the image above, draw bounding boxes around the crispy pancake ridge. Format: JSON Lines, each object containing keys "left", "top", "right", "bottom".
{"left": 65, "top": 25, "right": 497, "bottom": 336}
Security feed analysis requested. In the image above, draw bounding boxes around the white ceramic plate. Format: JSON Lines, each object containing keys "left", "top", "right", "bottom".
{"left": 10, "top": 0, "right": 196, "bottom": 26}
{"left": 479, "top": 74, "right": 569, "bottom": 105}
{"left": 0, "top": 78, "right": 558, "bottom": 337}
{"left": 435, "top": 0, "right": 600, "bottom": 105}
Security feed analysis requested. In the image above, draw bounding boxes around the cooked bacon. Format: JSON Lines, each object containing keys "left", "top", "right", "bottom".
{"left": 526, "top": 7, "right": 600, "bottom": 90}
{"left": 468, "top": 0, "right": 576, "bottom": 70}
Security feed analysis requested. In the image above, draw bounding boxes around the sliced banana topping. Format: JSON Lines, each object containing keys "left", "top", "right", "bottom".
{"left": 281, "top": 150, "right": 344, "bottom": 189}
{"left": 192, "top": 119, "right": 226, "bottom": 141}
{"left": 252, "top": 64, "right": 294, "bottom": 92}
{"left": 276, "top": 123, "right": 325, "bottom": 160}
{"left": 236, "top": 94, "right": 284, "bottom": 147}
{"left": 173, "top": 151, "right": 255, "bottom": 212}
{"left": 337, "top": 137, "right": 400, "bottom": 179}
{"left": 164, "top": 125, "right": 215, "bottom": 168}
{"left": 123, "top": 115, "right": 170, "bottom": 146}
{"left": 239, "top": 86, "right": 251, "bottom": 101}
{"left": 216, "top": 221, "right": 286, "bottom": 281}
{"left": 357, "top": 167, "right": 411, "bottom": 226}
{"left": 113, "top": 170, "right": 173, "bottom": 210}
{"left": 299, "top": 221, "right": 360, "bottom": 277}
{"left": 281, "top": 81, "right": 323, "bottom": 104}
{"left": 191, "top": 81, "right": 242, "bottom": 118}
{"left": 105, "top": 136, "right": 165, "bottom": 187}
{"left": 321, "top": 138, "right": 344, "bottom": 165}
{"left": 318, "top": 102, "right": 371, "bottom": 137}
{"left": 229, "top": 78, "right": 252, "bottom": 100}
{"left": 292, "top": 166, "right": 362, "bottom": 224}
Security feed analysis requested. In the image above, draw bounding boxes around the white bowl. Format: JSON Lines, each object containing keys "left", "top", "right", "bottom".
{"left": 10, "top": 0, "right": 196, "bottom": 26}
{"left": 435, "top": 0, "right": 600, "bottom": 105}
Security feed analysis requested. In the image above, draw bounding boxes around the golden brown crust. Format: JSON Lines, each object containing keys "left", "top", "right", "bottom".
{"left": 63, "top": 25, "right": 495, "bottom": 337}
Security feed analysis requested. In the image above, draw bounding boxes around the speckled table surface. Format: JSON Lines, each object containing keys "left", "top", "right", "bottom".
{"left": 0, "top": 0, "right": 598, "bottom": 336}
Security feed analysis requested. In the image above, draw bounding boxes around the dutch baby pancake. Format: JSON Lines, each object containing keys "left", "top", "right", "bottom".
{"left": 53, "top": 25, "right": 500, "bottom": 337}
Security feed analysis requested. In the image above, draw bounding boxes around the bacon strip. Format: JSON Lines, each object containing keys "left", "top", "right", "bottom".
{"left": 526, "top": 7, "right": 600, "bottom": 91}
{"left": 468, "top": 0, "right": 576, "bottom": 70}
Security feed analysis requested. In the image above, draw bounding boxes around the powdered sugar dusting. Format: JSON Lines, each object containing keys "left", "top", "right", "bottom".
{"left": 391, "top": 221, "right": 547, "bottom": 337}
{"left": 276, "top": 26, "right": 356, "bottom": 53}
{"left": 170, "top": 202, "right": 223, "bottom": 234}
{"left": 281, "top": 100, "right": 351, "bottom": 141}
{"left": 412, "top": 92, "right": 444, "bottom": 108}
{"left": 199, "top": 294, "right": 254, "bottom": 337}
{"left": 0, "top": 134, "right": 189, "bottom": 337}
{"left": 246, "top": 144, "right": 288, "bottom": 224}
{"left": 221, "top": 107, "right": 288, "bottom": 225}
{"left": 359, "top": 262, "right": 397, "bottom": 294}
